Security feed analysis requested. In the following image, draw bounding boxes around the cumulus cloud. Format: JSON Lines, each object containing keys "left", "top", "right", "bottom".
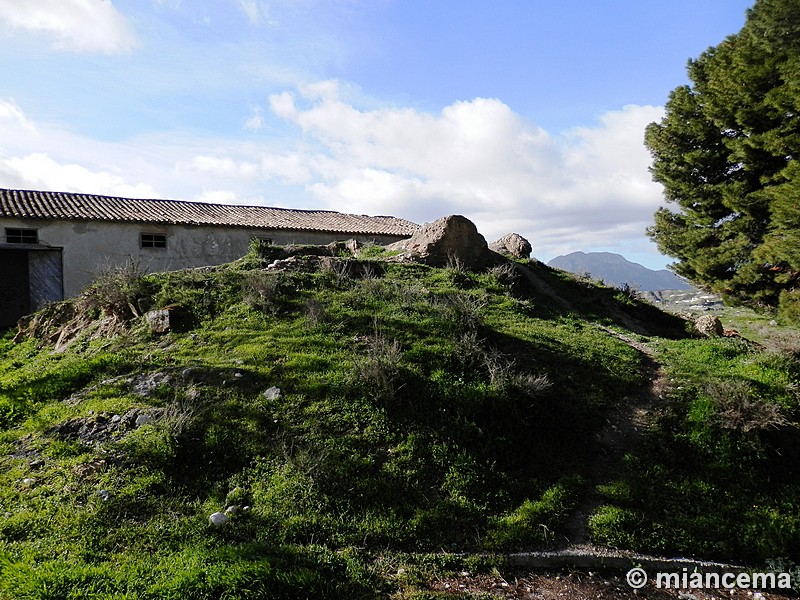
{"left": 0, "top": 0, "right": 136, "bottom": 53}
{"left": 0, "top": 82, "right": 668, "bottom": 264}
{"left": 0, "top": 153, "right": 159, "bottom": 198}
{"left": 264, "top": 81, "right": 666, "bottom": 256}
{"left": 244, "top": 106, "right": 264, "bottom": 131}
{"left": 0, "top": 98, "right": 36, "bottom": 133}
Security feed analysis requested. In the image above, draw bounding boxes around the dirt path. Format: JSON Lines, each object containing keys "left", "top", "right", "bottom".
{"left": 559, "top": 325, "right": 668, "bottom": 549}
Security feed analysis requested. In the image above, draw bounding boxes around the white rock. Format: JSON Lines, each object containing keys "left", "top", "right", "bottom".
{"left": 135, "top": 413, "right": 152, "bottom": 427}
{"left": 225, "top": 505, "right": 238, "bottom": 516}
{"left": 263, "top": 386, "right": 281, "bottom": 400}
{"left": 21, "top": 478, "right": 35, "bottom": 487}
{"left": 209, "top": 511, "right": 229, "bottom": 527}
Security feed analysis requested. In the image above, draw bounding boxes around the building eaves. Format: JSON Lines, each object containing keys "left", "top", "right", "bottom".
{"left": 0, "top": 188, "right": 419, "bottom": 237}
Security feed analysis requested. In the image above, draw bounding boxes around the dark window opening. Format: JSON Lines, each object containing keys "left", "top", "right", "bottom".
{"left": 141, "top": 233, "right": 167, "bottom": 249}
{"left": 5, "top": 228, "right": 38, "bottom": 244}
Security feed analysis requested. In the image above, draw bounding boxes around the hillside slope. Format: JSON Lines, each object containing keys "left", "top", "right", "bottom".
{"left": 0, "top": 243, "right": 797, "bottom": 598}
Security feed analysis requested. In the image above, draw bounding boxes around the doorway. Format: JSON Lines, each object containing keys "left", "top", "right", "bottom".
{"left": 0, "top": 247, "right": 63, "bottom": 328}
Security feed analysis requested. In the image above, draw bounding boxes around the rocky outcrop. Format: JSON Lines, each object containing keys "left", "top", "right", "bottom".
{"left": 489, "top": 233, "right": 532, "bottom": 259}
{"left": 388, "top": 215, "right": 491, "bottom": 268}
{"left": 694, "top": 314, "right": 724, "bottom": 337}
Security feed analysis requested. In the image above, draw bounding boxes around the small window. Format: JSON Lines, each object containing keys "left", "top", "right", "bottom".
{"left": 141, "top": 233, "right": 167, "bottom": 249}
{"left": 5, "top": 228, "right": 38, "bottom": 244}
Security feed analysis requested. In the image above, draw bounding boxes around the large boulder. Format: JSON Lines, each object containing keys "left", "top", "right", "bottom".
{"left": 694, "top": 314, "right": 724, "bottom": 337}
{"left": 489, "top": 233, "right": 532, "bottom": 259}
{"left": 390, "top": 215, "right": 490, "bottom": 268}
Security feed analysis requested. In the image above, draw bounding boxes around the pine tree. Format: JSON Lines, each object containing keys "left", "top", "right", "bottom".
{"left": 645, "top": 0, "right": 800, "bottom": 319}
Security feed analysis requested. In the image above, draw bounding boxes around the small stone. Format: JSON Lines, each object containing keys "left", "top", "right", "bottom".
{"left": 97, "top": 489, "right": 110, "bottom": 501}
{"left": 234, "top": 373, "right": 243, "bottom": 379}
{"left": 263, "top": 386, "right": 281, "bottom": 400}
{"left": 209, "top": 512, "right": 230, "bottom": 527}
{"left": 21, "top": 478, "right": 35, "bottom": 487}
{"left": 135, "top": 413, "right": 152, "bottom": 427}
{"left": 145, "top": 309, "right": 172, "bottom": 334}
{"left": 111, "top": 414, "right": 121, "bottom": 423}
{"left": 225, "top": 505, "right": 238, "bottom": 516}
{"left": 241, "top": 506, "right": 251, "bottom": 512}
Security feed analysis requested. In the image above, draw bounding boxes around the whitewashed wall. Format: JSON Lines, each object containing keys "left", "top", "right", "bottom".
{"left": 0, "top": 218, "right": 405, "bottom": 298}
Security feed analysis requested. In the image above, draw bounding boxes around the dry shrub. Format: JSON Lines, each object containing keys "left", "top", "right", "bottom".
{"left": 319, "top": 257, "right": 353, "bottom": 288}
{"left": 354, "top": 324, "right": 403, "bottom": 404}
{"left": 304, "top": 297, "right": 329, "bottom": 327}
{"left": 455, "top": 331, "right": 551, "bottom": 399}
{"left": 707, "top": 379, "right": 787, "bottom": 433}
{"left": 82, "top": 257, "right": 149, "bottom": 320}
{"left": 488, "top": 262, "right": 520, "bottom": 288}
{"left": 242, "top": 271, "right": 282, "bottom": 314}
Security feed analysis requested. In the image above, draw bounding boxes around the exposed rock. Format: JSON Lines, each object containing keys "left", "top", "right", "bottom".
{"left": 263, "top": 386, "right": 281, "bottom": 400}
{"left": 130, "top": 372, "right": 171, "bottom": 397}
{"left": 134, "top": 413, "right": 153, "bottom": 428}
{"left": 489, "top": 233, "right": 532, "bottom": 259}
{"left": 48, "top": 408, "right": 162, "bottom": 447}
{"left": 145, "top": 309, "right": 171, "bottom": 333}
{"left": 209, "top": 512, "right": 229, "bottom": 527}
{"left": 694, "top": 315, "right": 723, "bottom": 337}
{"left": 388, "top": 215, "right": 491, "bottom": 268}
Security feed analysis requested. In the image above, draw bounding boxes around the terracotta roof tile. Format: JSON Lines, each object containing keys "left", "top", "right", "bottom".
{"left": 0, "top": 188, "right": 418, "bottom": 237}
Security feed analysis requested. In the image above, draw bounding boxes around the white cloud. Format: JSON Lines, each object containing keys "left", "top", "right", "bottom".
{"left": 265, "top": 81, "right": 667, "bottom": 257}
{"left": 0, "top": 0, "right": 136, "bottom": 53}
{"left": 0, "top": 85, "right": 669, "bottom": 265}
{"left": 236, "top": 0, "right": 273, "bottom": 26}
{"left": 0, "top": 98, "right": 36, "bottom": 133}
{"left": 244, "top": 106, "right": 264, "bottom": 131}
{"left": 0, "top": 152, "right": 159, "bottom": 198}
{"left": 195, "top": 189, "right": 237, "bottom": 204}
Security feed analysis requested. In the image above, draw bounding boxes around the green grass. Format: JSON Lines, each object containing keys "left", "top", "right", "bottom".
{"left": 588, "top": 334, "right": 800, "bottom": 563}
{"left": 1, "top": 244, "right": 798, "bottom": 597}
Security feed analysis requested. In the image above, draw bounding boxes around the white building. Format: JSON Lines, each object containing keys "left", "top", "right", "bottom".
{"left": 0, "top": 188, "right": 417, "bottom": 328}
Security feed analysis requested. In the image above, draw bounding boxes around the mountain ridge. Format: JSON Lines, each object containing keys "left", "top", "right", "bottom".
{"left": 547, "top": 251, "right": 691, "bottom": 291}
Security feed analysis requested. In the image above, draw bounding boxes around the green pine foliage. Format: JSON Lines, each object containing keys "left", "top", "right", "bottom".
{"left": 646, "top": 0, "right": 800, "bottom": 321}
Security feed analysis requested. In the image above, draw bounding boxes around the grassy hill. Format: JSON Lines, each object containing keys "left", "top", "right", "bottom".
{"left": 0, "top": 241, "right": 798, "bottom": 598}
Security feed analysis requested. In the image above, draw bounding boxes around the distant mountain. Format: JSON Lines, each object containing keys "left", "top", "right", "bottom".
{"left": 547, "top": 251, "right": 692, "bottom": 291}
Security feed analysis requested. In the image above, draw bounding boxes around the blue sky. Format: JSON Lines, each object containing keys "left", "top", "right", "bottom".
{"left": 0, "top": 0, "right": 753, "bottom": 269}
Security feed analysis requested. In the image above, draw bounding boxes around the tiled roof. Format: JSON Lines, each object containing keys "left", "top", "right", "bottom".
{"left": 0, "top": 188, "right": 418, "bottom": 237}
